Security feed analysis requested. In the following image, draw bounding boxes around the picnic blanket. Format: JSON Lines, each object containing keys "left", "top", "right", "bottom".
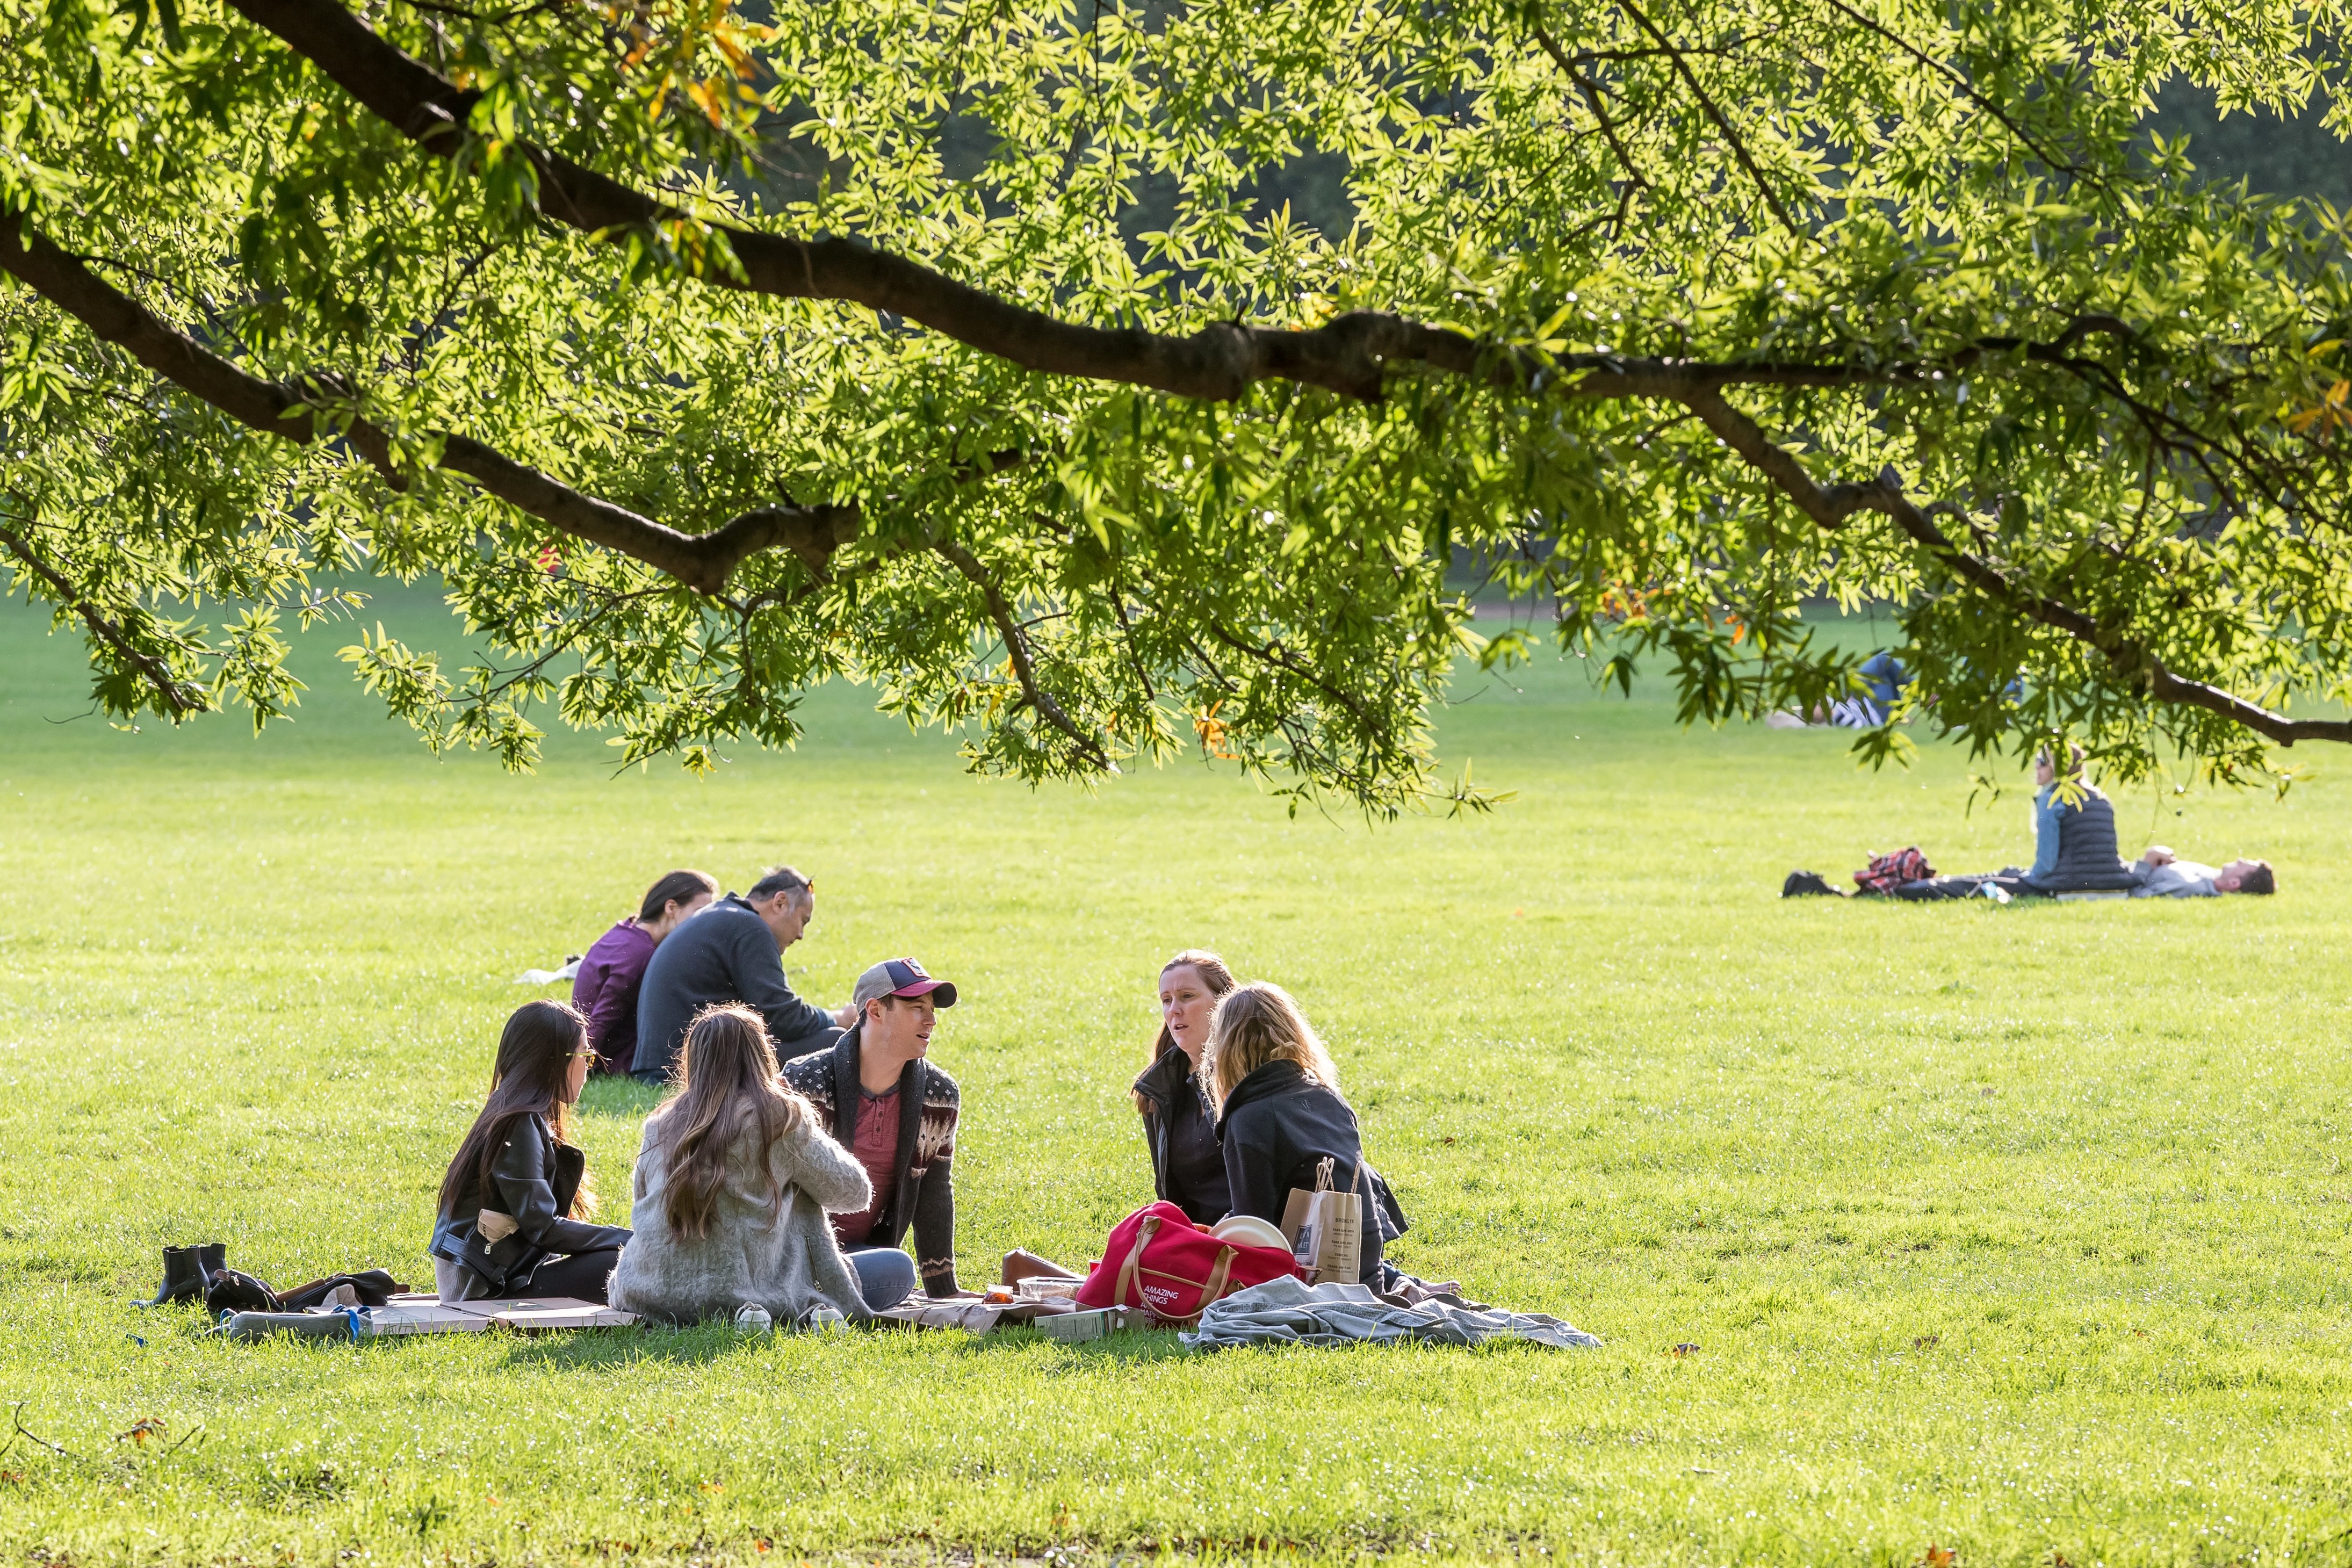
{"left": 1179, "top": 1277, "right": 1601, "bottom": 1352}
{"left": 222, "top": 1294, "right": 639, "bottom": 1340}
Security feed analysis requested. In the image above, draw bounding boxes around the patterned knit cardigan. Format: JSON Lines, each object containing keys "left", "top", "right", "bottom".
{"left": 781, "top": 1027, "right": 961, "bottom": 1296}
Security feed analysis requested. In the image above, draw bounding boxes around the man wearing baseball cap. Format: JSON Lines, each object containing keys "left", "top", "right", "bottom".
{"left": 782, "top": 957, "right": 966, "bottom": 1306}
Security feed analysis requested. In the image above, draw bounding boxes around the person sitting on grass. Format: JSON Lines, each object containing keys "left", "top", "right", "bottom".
{"left": 607, "top": 1003, "right": 887, "bottom": 1325}
{"left": 1203, "top": 982, "right": 1389, "bottom": 1289}
{"left": 1132, "top": 949, "right": 1240, "bottom": 1225}
{"left": 2023, "top": 745, "right": 2137, "bottom": 895}
{"left": 430, "top": 1000, "right": 633, "bottom": 1304}
{"left": 2129, "top": 848, "right": 2278, "bottom": 898}
{"left": 572, "top": 869, "right": 718, "bottom": 1076}
{"left": 633, "top": 865, "right": 855, "bottom": 1086}
{"left": 782, "top": 958, "right": 967, "bottom": 1304}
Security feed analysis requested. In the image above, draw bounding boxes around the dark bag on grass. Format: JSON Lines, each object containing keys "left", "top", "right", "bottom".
{"left": 1782, "top": 870, "right": 1845, "bottom": 898}
{"left": 204, "top": 1267, "right": 280, "bottom": 1315}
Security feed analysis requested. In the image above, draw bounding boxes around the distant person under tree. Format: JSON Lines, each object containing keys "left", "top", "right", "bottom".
{"left": 2023, "top": 746, "right": 2138, "bottom": 895}
{"left": 632, "top": 866, "right": 853, "bottom": 1085}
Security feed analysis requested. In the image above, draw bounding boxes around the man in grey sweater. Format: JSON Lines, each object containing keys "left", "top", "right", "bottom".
{"left": 632, "top": 866, "right": 852, "bottom": 1085}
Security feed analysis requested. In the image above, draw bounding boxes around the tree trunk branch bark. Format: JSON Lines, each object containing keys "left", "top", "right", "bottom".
{"left": 219, "top": 0, "right": 1490, "bottom": 403}
{"left": 0, "top": 212, "right": 845, "bottom": 595}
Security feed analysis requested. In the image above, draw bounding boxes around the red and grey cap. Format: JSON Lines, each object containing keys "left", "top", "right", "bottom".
{"left": 852, "top": 957, "right": 958, "bottom": 1010}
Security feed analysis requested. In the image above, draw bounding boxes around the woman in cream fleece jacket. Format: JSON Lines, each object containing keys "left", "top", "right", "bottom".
{"left": 608, "top": 1004, "right": 874, "bottom": 1327}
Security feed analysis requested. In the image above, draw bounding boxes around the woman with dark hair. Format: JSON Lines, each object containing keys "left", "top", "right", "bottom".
{"left": 573, "top": 870, "right": 719, "bottom": 1074}
{"left": 609, "top": 1004, "right": 892, "bottom": 1324}
{"left": 429, "top": 1000, "right": 633, "bottom": 1303}
{"left": 1132, "top": 949, "right": 1239, "bottom": 1224}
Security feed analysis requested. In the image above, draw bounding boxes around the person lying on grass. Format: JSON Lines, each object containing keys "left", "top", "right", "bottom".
{"left": 608, "top": 1003, "right": 891, "bottom": 1325}
{"left": 633, "top": 864, "right": 855, "bottom": 1086}
{"left": 2129, "top": 848, "right": 2278, "bottom": 898}
{"left": 573, "top": 868, "right": 717, "bottom": 1076}
{"left": 782, "top": 959, "right": 968, "bottom": 1302}
{"left": 430, "top": 1000, "right": 633, "bottom": 1304}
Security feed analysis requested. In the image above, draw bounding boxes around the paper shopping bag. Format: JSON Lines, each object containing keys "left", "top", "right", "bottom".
{"left": 1279, "top": 1156, "right": 1362, "bottom": 1285}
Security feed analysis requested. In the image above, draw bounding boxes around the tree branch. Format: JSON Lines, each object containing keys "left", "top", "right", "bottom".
{"left": 1611, "top": 0, "right": 1806, "bottom": 241}
{"left": 1683, "top": 387, "right": 2352, "bottom": 747}
{"left": 218, "top": 0, "right": 1490, "bottom": 403}
{"left": 0, "top": 211, "right": 849, "bottom": 595}
{"left": 1532, "top": 25, "right": 1656, "bottom": 196}
{"left": 931, "top": 540, "right": 1110, "bottom": 768}
{"left": 1813, "top": 0, "right": 2090, "bottom": 181}
{"left": 0, "top": 519, "right": 213, "bottom": 719}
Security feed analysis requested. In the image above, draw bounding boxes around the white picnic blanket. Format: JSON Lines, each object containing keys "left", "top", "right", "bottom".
{"left": 1180, "top": 1277, "right": 1601, "bottom": 1352}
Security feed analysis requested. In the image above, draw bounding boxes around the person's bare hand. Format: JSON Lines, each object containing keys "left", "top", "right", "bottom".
{"left": 2142, "top": 845, "right": 2177, "bottom": 867}
{"left": 832, "top": 1002, "right": 857, "bottom": 1029}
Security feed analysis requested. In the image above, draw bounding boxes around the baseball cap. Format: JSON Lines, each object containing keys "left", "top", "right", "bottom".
{"left": 852, "top": 957, "right": 958, "bottom": 1010}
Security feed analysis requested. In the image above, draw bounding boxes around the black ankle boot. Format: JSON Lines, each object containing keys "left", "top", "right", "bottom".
{"left": 194, "top": 1241, "right": 226, "bottom": 1285}
{"left": 138, "top": 1246, "right": 203, "bottom": 1308}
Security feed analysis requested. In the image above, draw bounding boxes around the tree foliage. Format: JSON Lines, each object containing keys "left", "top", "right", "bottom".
{"left": 5, "top": 0, "right": 2352, "bottom": 807}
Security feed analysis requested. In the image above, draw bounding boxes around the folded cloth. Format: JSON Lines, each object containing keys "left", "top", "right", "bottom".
{"left": 1180, "top": 1276, "right": 1602, "bottom": 1352}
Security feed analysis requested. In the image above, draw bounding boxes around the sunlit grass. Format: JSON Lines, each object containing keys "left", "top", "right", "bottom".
{"left": 1, "top": 587, "right": 2344, "bottom": 1565}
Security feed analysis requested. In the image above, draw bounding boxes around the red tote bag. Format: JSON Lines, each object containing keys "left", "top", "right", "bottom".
{"left": 1076, "top": 1202, "right": 1301, "bottom": 1325}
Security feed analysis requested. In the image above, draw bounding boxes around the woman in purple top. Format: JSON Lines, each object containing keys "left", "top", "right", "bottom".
{"left": 574, "top": 870, "right": 718, "bottom": 1075}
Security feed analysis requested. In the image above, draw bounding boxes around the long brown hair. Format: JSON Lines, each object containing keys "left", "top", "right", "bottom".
{"left": 438, "top": 999, "right": 596, "bottom": 1218}
{"left": 1204, "top": 981, "right": 1341, "bottom": 1112}
{"left": 653, "top": 1003, "right": 810, "bottom": 1240}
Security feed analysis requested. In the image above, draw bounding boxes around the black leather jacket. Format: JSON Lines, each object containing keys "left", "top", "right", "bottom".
{"left": 429, "top": 1112, "right": 631, "bottom": 1295}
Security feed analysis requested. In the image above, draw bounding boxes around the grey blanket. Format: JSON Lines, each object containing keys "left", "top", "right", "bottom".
{"left": 1181, "top": 1277, "right": 1601, "bottom": 1352}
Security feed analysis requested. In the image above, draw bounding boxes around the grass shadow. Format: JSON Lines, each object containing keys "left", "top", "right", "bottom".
{"left": 491, "top": 1321, "right": 1193, "bottom": 1370}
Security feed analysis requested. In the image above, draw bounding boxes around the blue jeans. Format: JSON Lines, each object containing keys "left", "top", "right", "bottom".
{"left": 846, "top": 1247, "right": 915, "bottom": 1311}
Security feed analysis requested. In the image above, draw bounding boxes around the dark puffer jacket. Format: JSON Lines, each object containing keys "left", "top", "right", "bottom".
{"left": 1215, "top": 1060, "right": 1396, "bottom": 1286}
{"left": 2028, "top": 787, "right": 2137, "bottom": 893}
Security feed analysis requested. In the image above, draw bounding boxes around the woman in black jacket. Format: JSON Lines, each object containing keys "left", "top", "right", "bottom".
{"left": 430, "top": 1000, "right": 633, "bottom": 1302}
{"left": 1204, "top": 982, "right": 1390, "bottom": 1287}
{"left": 1130, "top": 949, "right": 1238, "bottom": 1224}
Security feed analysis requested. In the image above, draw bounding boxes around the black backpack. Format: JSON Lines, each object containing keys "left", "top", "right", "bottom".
{"left": 1782, "top": 869, "right": 1847, "bottom": 899}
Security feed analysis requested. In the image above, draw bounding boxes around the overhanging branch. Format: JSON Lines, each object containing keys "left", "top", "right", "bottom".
{"left": 0, "top": 518, "right": 212, "bottom": 718}
{"left": 1684, "top": 381, "right": 2352, "bottom": 747}
{"left": 0, "top": 212, "right": 848, "bottom": 595}
{"left": 932, "top": 540, "right": 1110, "bottom": 768}
{"left": 220, "top": 0, "right": 1491, "bottom": 403}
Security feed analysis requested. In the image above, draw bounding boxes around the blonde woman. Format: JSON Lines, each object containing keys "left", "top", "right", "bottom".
{"left": 608, "top": 1003, "right": 889, "bottom": 1326}
{"left": 1132, "top": 950, "right": 1239, "bottom": 1223}
{"left": 1203, "top": 981, "right": 1390, "bottom": 1287}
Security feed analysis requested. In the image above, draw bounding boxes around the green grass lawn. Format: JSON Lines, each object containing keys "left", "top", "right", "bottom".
{"left": 1, "top": 587, "right": 2347, "bottom": 1566}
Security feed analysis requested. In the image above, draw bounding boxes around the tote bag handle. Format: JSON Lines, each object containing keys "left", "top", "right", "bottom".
{"left": 1110, "top": 1213, "right": 1163, "bottom": 1309}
